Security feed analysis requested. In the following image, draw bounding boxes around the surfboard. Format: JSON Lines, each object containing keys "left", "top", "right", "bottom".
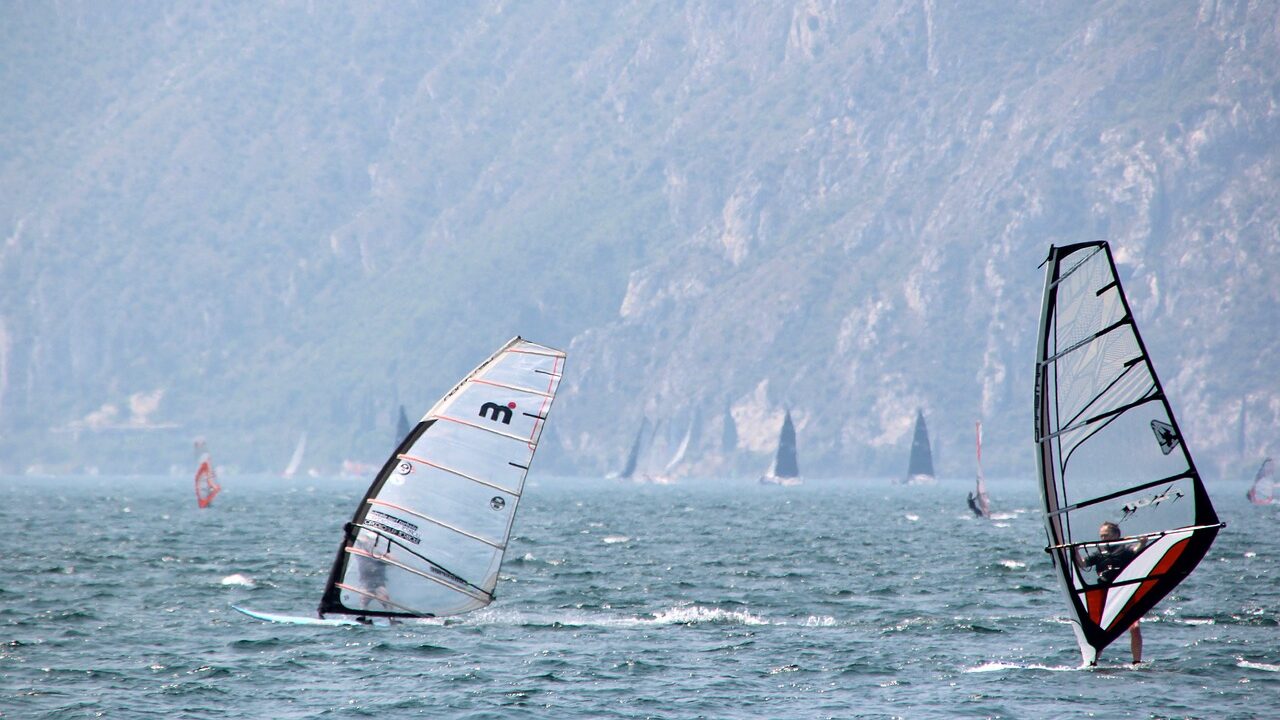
{"left": 232, "top": 605, "right": 365, "bottom": 626}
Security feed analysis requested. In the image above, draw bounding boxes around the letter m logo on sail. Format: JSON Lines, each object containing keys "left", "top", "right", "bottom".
{"left": 479, "top": 402, "right": 514, "bottom": 425}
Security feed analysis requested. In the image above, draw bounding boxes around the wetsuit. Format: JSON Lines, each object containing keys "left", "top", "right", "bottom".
{"left": 1084, "top": 543, "right": 1138, "bottom": 583}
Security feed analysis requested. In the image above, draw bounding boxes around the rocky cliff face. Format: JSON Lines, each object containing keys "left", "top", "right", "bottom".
{"left": 1, "top": 1, "right": 1276, "bottom": 478}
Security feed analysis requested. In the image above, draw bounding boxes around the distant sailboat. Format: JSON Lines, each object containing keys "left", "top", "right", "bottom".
{"left": 1247, "top": 457, "right": 1274, "bottom": 505}
{"left": 759, "top": 410, "right": 801, "bottom": 486}
{"left": 650, "top": 411, "right": 699, "bottom": 484}
{"left": 282, "top": 433, "right": 307, "bottom": 479}
{"left": 395, "top": 405, "right": 411, "bottom": 447}
{"left": 967, "top": 421, "right": 991, "bottom": 518}
{"left": 1035, "top": 241, "right": 1223, "bottom": 665}
{"left": 235, "top": 336, "right": 567, "bottom": 624}
{"left": 902, "top": 409, "right": 936, "bottom": 485}
{"left": 194, "top": 446, "right": 221, "bottom": 509}
{"left": 611, "top": 418, "right": 650, "bottom": 481}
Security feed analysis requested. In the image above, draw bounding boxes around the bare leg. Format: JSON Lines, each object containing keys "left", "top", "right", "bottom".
{"left": 1130, "top": 621, "right": 1143, "bottom": 664}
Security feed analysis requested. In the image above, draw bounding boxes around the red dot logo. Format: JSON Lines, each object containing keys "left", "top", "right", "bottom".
{"left": 507, "top": 402, "right": 517, "bottom": 409}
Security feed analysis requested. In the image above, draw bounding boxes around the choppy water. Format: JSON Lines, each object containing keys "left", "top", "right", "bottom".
{"left": 3, "top": 475, "right": 1276, "bottom": 718}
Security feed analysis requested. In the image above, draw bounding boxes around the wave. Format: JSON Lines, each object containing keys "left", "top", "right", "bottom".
{"left": 219, "top": 573, "right": 255, "bottom": 587}
{"left": 964, "top": 661, "right": 1080, "bottom": 673}
{"left": 444, "top": 604, "right": 770, "bottom": 628}
{"left": 1237, "top": 658, "right": 1280, "bottom": 672}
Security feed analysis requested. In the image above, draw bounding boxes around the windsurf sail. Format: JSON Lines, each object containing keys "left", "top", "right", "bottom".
{"left": 317, "top": 337, "right": 566, "bottom": 620}
{"left": 1247, "top": 457, "right": 1274, "bottom": 505}
{"left": 282, "top": 433, "right": 307, "bottom": 479}
{"left": 968, "top": 420, "right": 991, "bottom": 518}
{"left": 194, "top": 452, "right": 221, "bottom": 508}
{"left": 1034, "top": 241, "right": 1223, "bottom": 665}
{"left": 904, "top": 409, "right": 935, "bottom": 483}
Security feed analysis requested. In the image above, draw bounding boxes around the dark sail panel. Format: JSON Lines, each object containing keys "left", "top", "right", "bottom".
{"left": 773, "top": 411, "right": 799, "bottom": 478}
{"left": 619, "top": 418, "right": 650, "bottom": 481}
{"left": 907, "top": 409, "right": 935, "bottom": 480}
{"left": 1034, "top": 242, "right": 1223, "bottom": 665}
{"left": 395, "top": 404, "right": 411, "bottom": 447}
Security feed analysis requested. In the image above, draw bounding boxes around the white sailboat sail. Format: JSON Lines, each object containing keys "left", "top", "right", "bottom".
{"left": 282, "top": 433, "right": 307, "bottom": 479}
{"left": 664, "top": 419, "right": 694, "bottom": 474}
{"left": 1035, "top": 242, "right": 1223, "bottom": 665}
{"left": 318, "top": 337, "right": 566, "bottom": 619}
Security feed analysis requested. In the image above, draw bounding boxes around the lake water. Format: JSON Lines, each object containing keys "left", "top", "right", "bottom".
{"left": 2, "top": 475, "right": 1275, "bottom": 718}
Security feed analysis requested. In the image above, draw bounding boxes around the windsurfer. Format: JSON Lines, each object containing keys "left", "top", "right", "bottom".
{"left": 966, "top": 491, "right": 987, "bottom": 518}
{"left": 355, "top": 531, "right": 392, "bottom": 611}
{"left": 1080, "top": 521, "right": 1145, "bottom": 663}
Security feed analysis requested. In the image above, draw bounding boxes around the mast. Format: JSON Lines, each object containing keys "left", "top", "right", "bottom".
{"left": 969, "top": 420, "right": 990, "bottom": 518}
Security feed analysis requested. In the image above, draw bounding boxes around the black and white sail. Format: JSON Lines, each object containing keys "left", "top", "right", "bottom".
{"left": 760, "top": 410, "right": 801, "bottom": 486}
{"left": 318, "top": 337, "right": 566, "bottom": 620}
{"left": 1034, "top": 242, "right": 1223, "bottom": 665}
{"left": 904, "top": 409, "right": 936, "bottom": 484}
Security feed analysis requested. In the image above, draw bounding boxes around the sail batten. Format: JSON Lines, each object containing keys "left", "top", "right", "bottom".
{"left": 368, "top": 500, "right": 509, "bottom": 550}
{"left": 434, "top": 414, "right": 543, "bottom": 444}
{"left": 1046, "top": 472, "right": 1198, "bottom": 516}
{"left": 396, "top": 454, "right": 522, "bottom": 495}
{"left": 318, "top": 337, "right": 566, "bottom": 620}
{"left": 1035, "top": 241, "right": 1222, "bottom": 665}
{"left": 471, "top": 378, "right": 556, "bottom": 398}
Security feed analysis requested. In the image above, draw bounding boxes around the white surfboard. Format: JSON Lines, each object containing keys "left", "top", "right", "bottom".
{"left": 232, "top": 605, "right": 366, "bottom": 626}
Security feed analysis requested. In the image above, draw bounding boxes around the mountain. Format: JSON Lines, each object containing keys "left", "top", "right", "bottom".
{"left": 1, "top": 1, "right": 1276, "bottom": 479}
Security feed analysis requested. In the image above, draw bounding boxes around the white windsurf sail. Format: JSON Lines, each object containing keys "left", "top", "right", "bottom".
{"left": 317, "top": 337, "right": 566, "bottom": 620}
{"left": 282, "top": 433, "right": 307, "bottom": 479}
{"left": 1035, "top": 242, "right": 1223, "bottom": 665}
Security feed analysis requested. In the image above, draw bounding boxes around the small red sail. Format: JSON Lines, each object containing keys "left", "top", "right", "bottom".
{"left": 195, "top": 453, "right": 221, "bottom": 508}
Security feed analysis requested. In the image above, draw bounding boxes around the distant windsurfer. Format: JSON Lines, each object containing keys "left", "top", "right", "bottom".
{"left": 1078, "top": 521, "right": 1146, "bottom": 663}
{"left": 966, "top": 490, "right": 989, "bottom": 518}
